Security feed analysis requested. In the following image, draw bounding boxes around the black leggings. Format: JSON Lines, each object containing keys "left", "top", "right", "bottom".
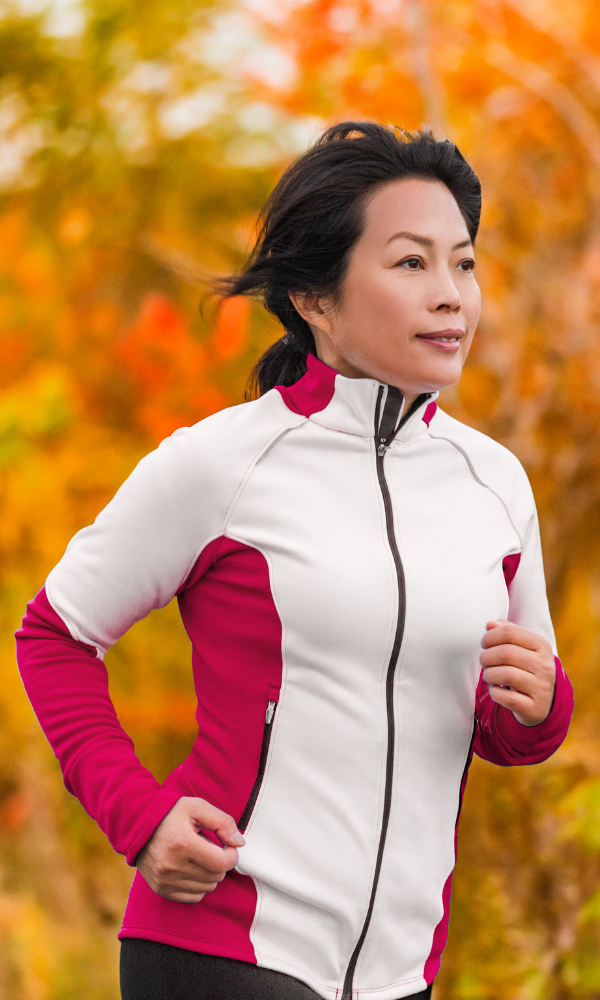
{"left": 120, "top": 939, "right": 434, "bottom": 1000}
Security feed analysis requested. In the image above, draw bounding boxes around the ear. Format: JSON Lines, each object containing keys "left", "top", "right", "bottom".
{"left": 288, "top": 291, "right": 334, "bottom": 337}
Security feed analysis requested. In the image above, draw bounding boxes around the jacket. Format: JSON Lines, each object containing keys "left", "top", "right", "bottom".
{"left": 16, "top": 353, "right": 573, "bottom": 1000}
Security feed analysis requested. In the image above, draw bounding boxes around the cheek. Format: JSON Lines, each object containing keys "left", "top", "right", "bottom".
{"left": 464, "top": 281, "right": 482, "bottom": 328}
{"left": 338, "top": 272, "right": 414, "bottom": 337}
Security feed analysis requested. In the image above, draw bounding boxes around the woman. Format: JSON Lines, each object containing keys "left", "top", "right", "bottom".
{"left": 17, "top": 122, "right": 573, "bottom": 1000}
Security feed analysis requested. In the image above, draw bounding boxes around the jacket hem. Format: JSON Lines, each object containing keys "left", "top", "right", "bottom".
{"left": 253, "top": 949, "right": 428, "bottom": 1000}
{"left": 117, "top": 924, "right": 257, "bottom": 963}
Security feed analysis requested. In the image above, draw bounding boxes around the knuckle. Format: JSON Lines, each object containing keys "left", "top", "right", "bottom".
{"left": 157, "top": 885, "right": 173, "bottom": 898}
{"left": 208, "top": 861, "right": 229, "bottom": 879}
{"left": 199, "top": 862, "right": 220, "bottom": 879}
{"left": 156, "top": 863, "right": 179, "bottom": 884}
{"left": 170, "top": 839, "right": 188, "bottom": 855}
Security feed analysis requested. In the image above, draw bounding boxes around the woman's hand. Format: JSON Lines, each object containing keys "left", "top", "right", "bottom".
{"left": 135, "top": 797, "right": 245, "bottom": 903}
{"left": 480, "top": 620, "right": 556, "bottom": 726}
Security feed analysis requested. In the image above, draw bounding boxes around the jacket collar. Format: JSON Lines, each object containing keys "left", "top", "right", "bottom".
{"left": 276, "top": 353, "right": 438, "bottom": 444}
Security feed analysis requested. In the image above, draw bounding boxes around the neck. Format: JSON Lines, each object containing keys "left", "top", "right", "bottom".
{"left": 313, "top": 346, "right": 420, "bottom": 413}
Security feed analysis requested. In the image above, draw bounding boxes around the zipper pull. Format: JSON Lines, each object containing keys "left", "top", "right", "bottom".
{"left": 265, "top": 700, "right": 276, "bottom": 725}
{"left": 377, "top": 440, "right": 388, "bottom": 457}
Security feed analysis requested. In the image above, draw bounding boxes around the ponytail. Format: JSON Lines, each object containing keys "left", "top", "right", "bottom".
{"left": 248, "top": 328, "right": 316, "bottom": 398}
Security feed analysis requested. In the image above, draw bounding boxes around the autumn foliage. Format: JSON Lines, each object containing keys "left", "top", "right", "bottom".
{"left": 2, "top": 0, "right": 600, "bottom": 996}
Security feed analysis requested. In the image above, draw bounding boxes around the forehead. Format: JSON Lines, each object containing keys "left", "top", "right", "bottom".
{"left": 360, "top": 177, "right": 469, "bottom": 245}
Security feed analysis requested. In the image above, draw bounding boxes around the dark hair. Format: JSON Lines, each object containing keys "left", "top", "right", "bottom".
{"left": 221, "top": 121, "right": 481, "bottom": 396}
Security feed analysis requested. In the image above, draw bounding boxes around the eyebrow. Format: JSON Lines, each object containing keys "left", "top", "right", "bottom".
{"left": 387, "top": 231, "right": 472, "bottom": 252}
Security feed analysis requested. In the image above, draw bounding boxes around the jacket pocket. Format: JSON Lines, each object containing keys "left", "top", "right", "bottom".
{"left": 238, "top": 686, "right": 279, "bottom": 832}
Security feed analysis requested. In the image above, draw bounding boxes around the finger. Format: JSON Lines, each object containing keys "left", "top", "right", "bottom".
{"left": 159, "top": 890, "right": 207, "bottom": 904}
{"left": 186, "top": 836, "right": 240, "bottom": 876}
{"left": 482, "top": 665, "right": 538, "bottom": 695}
{"left": 156, "top": 873, "right": 223, "bottom": 894}
{"left": 480, "top": 644, "right": 540, "bottom": 673}
{"left": 167, "top": 857, "right": 230, "bottom": 884}
{"left": 482, "top": 622, "right": 550, "bottom": 653}
{"left": 137, "top": 862, "right": 223, "bottom": 900}
{"left": 487, "top": 683, "right": 534, "bottom": 714}
{"left": 187, "top": 798, "right": 245, "bottom": 848}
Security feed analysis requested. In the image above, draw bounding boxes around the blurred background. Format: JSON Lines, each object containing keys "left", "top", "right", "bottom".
{"left": 1, "top": 0, "right": 600, "bottom": 996}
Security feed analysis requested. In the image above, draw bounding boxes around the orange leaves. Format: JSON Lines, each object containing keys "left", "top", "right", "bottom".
{"left": 57, "top": 208, "right": 92, "bottom": 247}
{"left": 117, "top": 293, "right": 252, "bottom": 444}
{"left": 113, "top": 692, "right": 197, "bottom": 739}
{"left": 118, "top": 293, "right": 220, "bottom": 443}
{"left": 119, "top": 293, "right": 199, "bottom": 398}
{"left": 0, "top": 791, "right": 30, "bottom": 834}
{"left": 456, "top": 364, "right": 501, "bottom": 419}
{"left": 4, "top": 0, "right": 600, "bottom": 996}
{"left": 0, "top": 334, "right": 29, "bottom": 391}
{"left": 212, "top": 295, "right": 250, "bottom": 361}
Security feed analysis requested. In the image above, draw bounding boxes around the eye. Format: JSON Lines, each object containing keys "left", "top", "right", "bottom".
{"left": 398, "top": 256, "right": 423, "bottom": 270}
{"left": 456, "top": 258, "right": 476, "bottom": 272}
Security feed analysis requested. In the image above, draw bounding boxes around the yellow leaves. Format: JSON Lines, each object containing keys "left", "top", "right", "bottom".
{"left": 58, "top": 208, "right": 92, "bottom": 247}
{"left": 577, "top": 886, "right": 600, "bottom": 926}
{"left": 0, "top": 893, "right": 56, "bottom": 1000}
{"left": 515, "top": 356, "right": 551, "bottom": 401}
{"left": 560, "top": 779, "right": 600, "bottom": 852}
{"left": 0, "top": 366, "right": 75, "bottom": 468}
{"left": 2, "top": 0, "right": 600, "bottom": 997}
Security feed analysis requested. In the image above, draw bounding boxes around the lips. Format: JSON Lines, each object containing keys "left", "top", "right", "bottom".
{"left": 415, "top": 329, "right": 465, "bottom": 352}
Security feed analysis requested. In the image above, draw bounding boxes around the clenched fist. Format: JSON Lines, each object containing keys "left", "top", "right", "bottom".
{"left": 480, "top": 620, "right": 556, "bottom": 727}
{"left": 135, "top": 797, "right": 245, "bottom": 904}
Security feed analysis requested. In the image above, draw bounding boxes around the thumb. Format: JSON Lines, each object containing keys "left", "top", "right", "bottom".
{"left": 485, "top": 619, "right": 507, "bottom": 631}
{"left": 187, "top": 797, "right": 245, "bottom": 847}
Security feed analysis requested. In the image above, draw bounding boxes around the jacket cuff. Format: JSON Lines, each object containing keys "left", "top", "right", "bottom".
{"left": 495, "top": 656, "right": 574, "bottom": 754}
{"left": 125, "top": 788, "right": 182, "bottom": 866}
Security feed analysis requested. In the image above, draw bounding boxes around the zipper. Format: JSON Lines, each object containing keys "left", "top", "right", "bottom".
{"left": 341, "top": 385, "right": 430, "bottom": 1000}
{"left": 238, "top": 697, "right": 278, "bottom": 832}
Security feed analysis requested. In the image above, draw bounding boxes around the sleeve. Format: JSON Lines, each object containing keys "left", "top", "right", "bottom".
{"left": 15, "top": 426, "right": 226, "bottom": 864}
{"left": 474, "top": 489, "right": 574, "bottom": 767}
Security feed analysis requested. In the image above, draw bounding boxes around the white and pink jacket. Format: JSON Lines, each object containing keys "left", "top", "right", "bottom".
{"left": 17, "top": 354, "right": 573, "bottom": 1000}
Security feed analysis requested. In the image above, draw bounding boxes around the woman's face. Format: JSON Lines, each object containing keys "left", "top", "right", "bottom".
{"left": 291, "top": 177, "right": 481, "bottom": 408}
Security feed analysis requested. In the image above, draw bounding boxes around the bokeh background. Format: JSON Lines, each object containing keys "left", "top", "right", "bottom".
{"left": 2, "top": 0, "right": 600, "bottom": 996}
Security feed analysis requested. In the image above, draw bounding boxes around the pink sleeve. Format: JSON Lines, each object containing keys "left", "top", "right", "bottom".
{"left": 474, "top": 656, "right": 574, "bottom": 766}
{"left": 15, "top": 587, "right": 181, "bottom": 865}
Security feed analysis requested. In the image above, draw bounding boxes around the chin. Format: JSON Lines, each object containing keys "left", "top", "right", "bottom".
{"left": 405, "top": 362, "right": 464, "bottom": 396}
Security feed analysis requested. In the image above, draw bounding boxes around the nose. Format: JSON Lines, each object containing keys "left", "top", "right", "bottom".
{"left": 429, "top": 266, "right": 462, "bottom": 314}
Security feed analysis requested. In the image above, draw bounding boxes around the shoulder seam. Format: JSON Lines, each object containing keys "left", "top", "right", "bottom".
{"left": 427, "top": 431, "right": 524, "bottom": 546}
{"left": 222, "top": 423, "right": 299, "bottom": 532}
{"left": 175, "top": 423, "right": 297, "bottom": 592}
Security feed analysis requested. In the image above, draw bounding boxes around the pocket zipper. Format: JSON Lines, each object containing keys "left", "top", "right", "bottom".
{"left": 238, "top": 699, "right": 277, "bottom": 832}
